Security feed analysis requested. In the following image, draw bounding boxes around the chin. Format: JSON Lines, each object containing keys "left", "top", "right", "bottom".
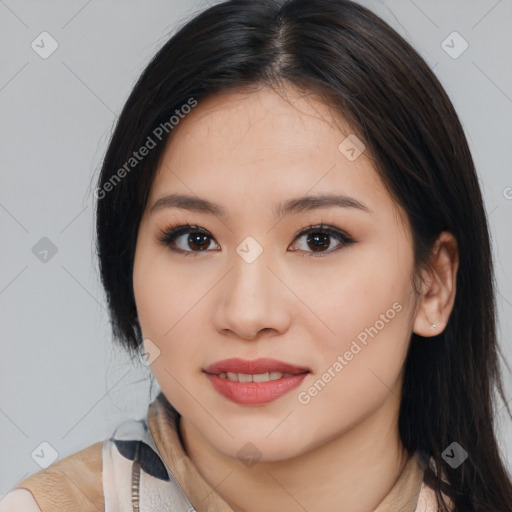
{"left": 209, "top": 425, "right": 314, "bottom": 464}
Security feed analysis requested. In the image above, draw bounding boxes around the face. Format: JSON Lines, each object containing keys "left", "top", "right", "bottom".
{"left": 132, "top": 84, "right": 420, "bottom": 462}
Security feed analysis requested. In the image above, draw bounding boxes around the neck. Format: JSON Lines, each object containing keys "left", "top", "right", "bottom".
{"left": 179, "top": 394, "right": 409, "bottom": 512}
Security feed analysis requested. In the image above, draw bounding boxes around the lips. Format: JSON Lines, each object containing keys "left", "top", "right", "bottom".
{"left": 203, "top": 358, "right": 311, "bottom": 405}
{"left": 204, "top": 357, "right": 310, "bottom": 376}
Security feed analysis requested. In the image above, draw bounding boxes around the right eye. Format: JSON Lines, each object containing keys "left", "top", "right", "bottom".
{"left": 157, "top": 223, "right": 221, "bottom": 256}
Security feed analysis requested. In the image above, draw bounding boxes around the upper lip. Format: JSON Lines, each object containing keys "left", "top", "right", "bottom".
{"left": 203, "top": 358, "right": 311, "bottom": 375}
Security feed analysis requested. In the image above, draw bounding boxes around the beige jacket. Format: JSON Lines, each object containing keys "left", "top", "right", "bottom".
{"left": 0, "top": 392, "right": 450, "bottom": 511}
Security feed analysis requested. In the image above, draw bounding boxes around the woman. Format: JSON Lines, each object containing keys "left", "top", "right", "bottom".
{"left": 2, "top": 0, "right": 511, "bottom": 510}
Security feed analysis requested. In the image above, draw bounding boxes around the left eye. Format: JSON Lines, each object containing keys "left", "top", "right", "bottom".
{"left": 290, "top": 225, "right": 356, "bottom": 255}
{"left": 157, "top": 223, "right": 356, "bottom": 256}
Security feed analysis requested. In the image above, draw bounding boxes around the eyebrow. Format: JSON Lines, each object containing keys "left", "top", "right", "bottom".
{"left": 149, "top": 192, "right": 372, "bottom": 218}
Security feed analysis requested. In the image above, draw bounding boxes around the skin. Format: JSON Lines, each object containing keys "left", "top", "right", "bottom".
{"left": 132, "top": 84, "right": 459, "bottom": 512}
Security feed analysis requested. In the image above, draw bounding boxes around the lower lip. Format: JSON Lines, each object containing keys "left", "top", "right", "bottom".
{"left": 205, "top": 373, "right": 309, "bottom": 405}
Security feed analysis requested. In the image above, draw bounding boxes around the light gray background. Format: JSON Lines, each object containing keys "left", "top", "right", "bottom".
{"left": 1, "top": 0, "right": 511, "bottom": 496}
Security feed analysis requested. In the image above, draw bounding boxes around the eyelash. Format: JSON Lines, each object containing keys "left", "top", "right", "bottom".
{"left": 156, "top": 222, "right": 356, "bottom": 258}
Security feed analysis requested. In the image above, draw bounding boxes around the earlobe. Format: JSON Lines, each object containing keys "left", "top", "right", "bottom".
{"left": 425, "top": 316, "right": 444, "bottom": 334}
{"left": 413, "top": 231, "right": 459, "bottom": 337}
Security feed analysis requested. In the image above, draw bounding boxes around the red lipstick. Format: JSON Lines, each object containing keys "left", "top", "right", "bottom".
{"left": 203, "top": 358, "right": 310, "bottom": 405}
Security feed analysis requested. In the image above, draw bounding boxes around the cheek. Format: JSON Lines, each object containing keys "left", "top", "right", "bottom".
{"left": 133, "top": 237, "right": 190, "bottom": 340}
{"left": 132, "top": 241, "right": 207, "bottom": 390}
{"left": 307, "top": 248, "right": 413, "bottom": 353}
{"left": 133, "top": 261, "right": 202, "bottom": 416}
{"left": 296, "top": 302, "right": 412, "bottom": 435}
{"left": 297, "top": 242, "right": 415, "bottom": 402}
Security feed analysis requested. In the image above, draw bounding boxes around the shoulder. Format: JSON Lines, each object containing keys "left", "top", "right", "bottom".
{"left": 0, "top": 441, "right": 103, "bottom": 512}
{"left": 0, "top": 489, "right": 42, "bottom": 512}
{"left": 0, "top": 415, "right": 174, "bottom": 512}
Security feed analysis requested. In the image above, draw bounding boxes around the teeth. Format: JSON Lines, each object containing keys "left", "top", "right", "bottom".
{"left": 217, "top": 371, "right": 295, "bottom": 382}
{"left": 252, "top": 372, "right": 270, "bottom": 382}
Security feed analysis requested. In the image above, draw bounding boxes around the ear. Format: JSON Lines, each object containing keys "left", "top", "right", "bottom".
{"left": 413, "top": 231, "right": 459, "bottom": 337}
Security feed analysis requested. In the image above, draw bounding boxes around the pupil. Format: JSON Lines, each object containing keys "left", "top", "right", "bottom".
{"left": 308, "top": 233, "right": 329, "bottom": 252}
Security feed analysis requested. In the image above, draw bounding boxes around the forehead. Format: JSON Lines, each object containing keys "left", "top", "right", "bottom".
{"left": 161, "top": 84, "right": 353, "bottom": 164}
{"left": 148, "top": 84, "right": 402, "bottom": 225}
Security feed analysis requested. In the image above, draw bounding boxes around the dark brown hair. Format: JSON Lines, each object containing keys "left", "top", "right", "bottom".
{"left": 94, "top": 0, "right": 512, "bottom": 509}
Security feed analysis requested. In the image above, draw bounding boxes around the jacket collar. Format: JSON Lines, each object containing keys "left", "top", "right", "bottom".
{"left": 147, "top": 392, "right": 428, "bottom": 512}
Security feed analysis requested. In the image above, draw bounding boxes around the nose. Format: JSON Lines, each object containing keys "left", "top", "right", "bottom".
{"left": 213, "top": 251, "right": 292, "bottom": 342}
